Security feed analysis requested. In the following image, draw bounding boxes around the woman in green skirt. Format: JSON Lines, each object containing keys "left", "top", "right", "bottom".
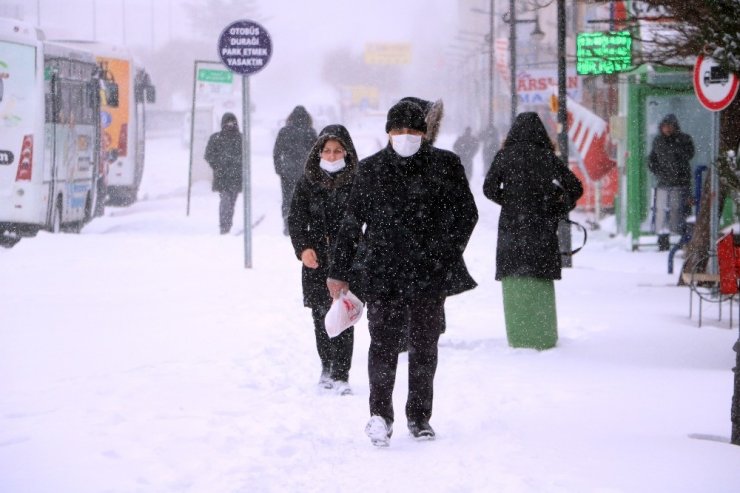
{"left": 483, "top": 112, "right": 583, "bottom": 349}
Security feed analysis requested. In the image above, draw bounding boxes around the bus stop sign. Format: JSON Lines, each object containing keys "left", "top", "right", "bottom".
{"left": 217, "top": 20, "right": 272, "bottom": 76}
{"left": 693, "top": 54, "right": 739, "bottom": 112}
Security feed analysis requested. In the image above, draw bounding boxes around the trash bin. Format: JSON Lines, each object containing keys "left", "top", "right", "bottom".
{"left": 501, "top": 277, "right": 558, "bottom": 350}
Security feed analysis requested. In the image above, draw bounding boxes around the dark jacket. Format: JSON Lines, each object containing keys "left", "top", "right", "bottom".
{"left": 204, "top": 113, "right": 242, "bottom": 193}
{"left": 648, "top": 114, "right": 695, "bottom": 188}
{"left": 329, "top": 141, "right": 478, "bottom": 301}
{"left": 453, "top": 129, "right": 480, "bottom": 165}
{"left": 288, "top": 125, "right": 359, "bottom": 308}
{"left": 483, "top": 112, "right": 583, "bottom": 281}
{"left": 273, "top": 106, "right": 318, "bottom": 183}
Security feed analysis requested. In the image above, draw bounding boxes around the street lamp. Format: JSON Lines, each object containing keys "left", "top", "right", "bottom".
{"left": 471, "top": 1, "right": 495, "bottom": 129}
{"left": 503, "top": 6, "right": 546, "bottom": 124}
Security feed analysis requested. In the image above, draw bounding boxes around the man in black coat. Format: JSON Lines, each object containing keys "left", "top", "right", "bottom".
{"left": 327, "top": 100, "right": 478, "bottom": 446}
{"left": 273, "top": 106, "right": 318, "bottom": 235}
{"left": 648, "top": 113, "right": 695, "bottom": 250}
{"left": 204, "top": 113, "right": 242, "bottom": 234}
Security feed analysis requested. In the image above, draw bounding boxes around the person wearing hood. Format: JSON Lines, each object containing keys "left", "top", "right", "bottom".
{"left": 483, "top": 112, "right": 583, "bottom": 350}
{"left": 274, "top": 106, "right": 318, "bottom": 235}
{"left": 648, "top": 113, "right": 695, "bottom": 251}
{"left": 288, "top": 125, "right": 359, "bottom": 396}
{"left": 326, "top": 100, "right": 478, "bottom": 446}
{"left": 204, "top": 113, "right": 242, "bottom": 234}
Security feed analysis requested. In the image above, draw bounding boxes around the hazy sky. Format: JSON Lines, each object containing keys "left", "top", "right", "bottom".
{"left": 4, "top": 0, "right": 459, "bottom": 122}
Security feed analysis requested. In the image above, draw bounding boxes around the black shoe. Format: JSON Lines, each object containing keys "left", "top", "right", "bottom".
{"left": 657, "top": 234, "right": 670, "bottom": 251}
{"left": 408, "top": 421, "right": 435, "bottom": 441}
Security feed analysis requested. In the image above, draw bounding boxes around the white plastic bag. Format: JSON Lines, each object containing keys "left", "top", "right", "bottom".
{"left": 324, "top": 290, "right": 364, "bottom": 338}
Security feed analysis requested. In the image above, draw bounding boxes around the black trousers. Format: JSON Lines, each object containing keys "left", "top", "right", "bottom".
{"left": 366, "top": 297, "right": 444, "bottom": 425}
{"left": 280, "top": 175, "right": 299, "bottom": 232}
{"left": 219, "top": 190, "right": 239, "bottom": 233}
{"left": 311, "top": 306, "right": 354, "bottom": 382}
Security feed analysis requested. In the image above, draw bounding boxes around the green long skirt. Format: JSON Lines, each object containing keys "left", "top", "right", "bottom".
{"left": 501, "top": 277, "right": 558, "bottom": 350}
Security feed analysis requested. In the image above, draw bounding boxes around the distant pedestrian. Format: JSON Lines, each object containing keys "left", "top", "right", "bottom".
{"left": 288, "top": 125, "right": 360, "bottom": 396}
{"left": 480, "top": 123, "right": 500, "bottom": 177}
{"left": 648, "top": 113, "right": 695, "bottom": 251}
{"left": 483, "top": 112, "right": 583, "bottom": 350}
{"left": 453, "top": 126, "right": 480, "bottom": 181}
{"left": 204, "top": 112, "right": 242, "bottom": 234}
{"left": 273, "top": 106, "right": 317, "bottom": 235}
{"left": 327, "top": 100, "right": 478, "bottom": 446}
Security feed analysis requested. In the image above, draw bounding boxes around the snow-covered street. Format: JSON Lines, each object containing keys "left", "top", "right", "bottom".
{"left": 1, "top": 134, "right": 739, "bottom": 492}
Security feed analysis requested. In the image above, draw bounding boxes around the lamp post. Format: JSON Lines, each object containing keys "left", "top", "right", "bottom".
{"left": 471, "top": 3, "right": 496, "bottom": 130}
{"left": 503, "top": 6, "right": 546, "bottom": 124}
{"left": 556, "top": 0, "right": 572, "bottom": 268}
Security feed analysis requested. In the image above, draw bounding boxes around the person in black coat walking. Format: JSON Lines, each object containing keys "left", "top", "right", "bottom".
{"left": 327, "top": 100, "right": 478, "bottom": 446}
{"left": 484, "top": 112, "right": 583, "bottom": 281}
{"left": 483, "top": 112, "right": 583, "bottom": 348}
{"left": 453, "top": 126, "right": 480, "bottom": 181}
{"left": 204, "top": 113, "right": 242, "bottom": 234}
{"left": 648, "top": 113, "right": 695, "bottom": 250}
{"left": 274, "top": 106, "right": 317, "bottom": 235}
{"left": 288, "top": 124, "right": 359, "bottom": 396}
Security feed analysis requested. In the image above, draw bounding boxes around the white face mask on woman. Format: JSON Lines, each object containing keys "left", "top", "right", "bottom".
{"left": 390, "top": 134, "right": 422, "bottom": 157}
{"left": 319, "top": 158, "right": 346, "bottom": 173}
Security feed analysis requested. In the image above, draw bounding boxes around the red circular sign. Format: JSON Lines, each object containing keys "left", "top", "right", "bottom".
{"left": 693, "top": 55, "right": 739, "bottom": 111}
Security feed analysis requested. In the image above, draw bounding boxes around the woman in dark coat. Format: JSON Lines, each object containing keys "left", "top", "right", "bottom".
{"left": 204, "top": 113, "right": 242, "bottom": 234}
{"left": 288, "top": 124, "right": 359, "bottom": 395}
{"left": 274, "top": 106, "right": 318, "bottom": 235}
{"left": 483, "top": 112, "right": 583, "bottom": 349}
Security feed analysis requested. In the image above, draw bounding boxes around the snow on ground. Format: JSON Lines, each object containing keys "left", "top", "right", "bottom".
{"left": 1, "top": 131, "right": 739, "bottom": 493}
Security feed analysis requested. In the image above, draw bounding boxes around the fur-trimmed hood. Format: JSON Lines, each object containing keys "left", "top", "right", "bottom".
{"left": 303, "top": 124, "right": 359, "bottom": 189}
{"left": 400, "top": 96, "right": 444, "bottom": 145}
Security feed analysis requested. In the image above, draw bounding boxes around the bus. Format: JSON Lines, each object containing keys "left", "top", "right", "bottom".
{"left": 0, "top": 18, "right": 117, "bottom": 239}
{"left": 66, "top": 42, "right": 156, "bottom": 207}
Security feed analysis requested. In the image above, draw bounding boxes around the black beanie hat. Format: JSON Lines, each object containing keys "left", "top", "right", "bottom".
{"left": 385, "top": 100, "right": 427, "bottom": 134}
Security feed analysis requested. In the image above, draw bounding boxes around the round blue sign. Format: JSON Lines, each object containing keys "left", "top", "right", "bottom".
{"left": 217, "top": 20, "right": 272, "bottom": 76}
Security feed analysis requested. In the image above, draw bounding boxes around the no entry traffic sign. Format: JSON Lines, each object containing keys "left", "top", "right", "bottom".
{"left": 217, "top": 20, "right": 272, "bottom": 76}
{"left": 693, "top": 54, "right": 739, "bottom": 112}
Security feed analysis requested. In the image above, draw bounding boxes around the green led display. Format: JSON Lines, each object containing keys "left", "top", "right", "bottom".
{"left": 576, "top": 31, "right": 633, "bottom": 76}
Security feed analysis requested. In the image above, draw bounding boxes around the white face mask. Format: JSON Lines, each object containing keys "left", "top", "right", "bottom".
{"left": 319, "top": 158, "right": 346, "bottom": 173}
{"left": 390, "top": 134, "right": 422, "bottom": 157}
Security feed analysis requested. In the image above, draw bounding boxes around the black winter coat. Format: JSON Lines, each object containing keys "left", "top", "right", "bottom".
{"left": 288, "top": 127, "right": 358, "bottom": 308}
{"left": 273, "top": 123, "right": 317, "bottom": 183}
{"left": 648, "top": 115, "right": 695, "bottom": 188}
{"left": 204, "top": 128, "right": 242, "bottom": 192}
{"left": 329, "top": 142, "right": 478, "bottom": 301}
{"left": 483, "top": 112, "right": 583, "bottom": 281}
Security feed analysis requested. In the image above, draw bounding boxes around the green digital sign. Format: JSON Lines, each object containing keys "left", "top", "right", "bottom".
{"left": 576, "top": 31, "right": 633, "bottom": 76}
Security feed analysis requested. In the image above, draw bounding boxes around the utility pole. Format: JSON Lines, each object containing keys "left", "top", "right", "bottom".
{"left": 509, "top": 0, "right": 517, "bottom": 124}
{"left": 488, "top": 0, "right": 494, "bottom": 128}
{"left": 556, "top": 0, "right": 573, "bottom": 268}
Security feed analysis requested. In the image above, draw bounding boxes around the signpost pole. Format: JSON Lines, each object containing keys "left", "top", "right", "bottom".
{"left": 242, "top": 76, "right": 251, "bottom": 268}
{"left": 217, "top": 19, "right": 272, "bottom": 269}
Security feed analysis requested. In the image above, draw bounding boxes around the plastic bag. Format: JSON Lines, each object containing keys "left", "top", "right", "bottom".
{"left": 324, "top": 290, "right": 364, "bottom": 338}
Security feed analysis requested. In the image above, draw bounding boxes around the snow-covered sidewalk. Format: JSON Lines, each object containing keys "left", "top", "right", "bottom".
{"left": 1, "top": 136, "right": 738, "bottom": 492}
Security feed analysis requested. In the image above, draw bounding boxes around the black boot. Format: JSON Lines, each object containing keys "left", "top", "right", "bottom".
{"left": 658, "top": 234, "right": 670, "bottom": 251}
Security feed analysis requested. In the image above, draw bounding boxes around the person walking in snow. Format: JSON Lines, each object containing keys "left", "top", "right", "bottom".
{"left": 647, "top": 113, "right": 695, "bottom": 251}
{"left": 288, "top": 125, "right": 360, "bottom": 396}
{"left": 483, "top": 112, "right": 583, "bottom": 349}
{"left": 453, "top": 126, "right": 480, "bottom": 181}
{"left": 480, "top": 123, "right": 500, "bottom": 177}
{"left": 273, "top": 106, "right": 318, "bottom": 235}
{"left": 327, "top": 100, "right": 478, "bottom": 446}
{"left": 204, "top": 112, "right": 242, "bottom": 235}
